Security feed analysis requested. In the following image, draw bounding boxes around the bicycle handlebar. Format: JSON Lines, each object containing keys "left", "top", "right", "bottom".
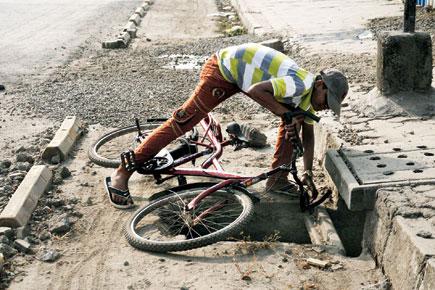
{"left": 282, "top": 110, "right": 321, "bottom": 124}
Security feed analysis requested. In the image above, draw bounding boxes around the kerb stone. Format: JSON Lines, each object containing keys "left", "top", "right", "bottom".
{"left": 382, "top": 216, "right": 435, "bottom": 290}
{"left": 0, "top": 165, "right": 52, "bottom": 227}
{"left": 41, "top": 116, "right": 82, "bottom": 162}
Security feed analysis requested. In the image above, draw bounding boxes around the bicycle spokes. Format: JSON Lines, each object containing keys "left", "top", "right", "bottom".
{"left": 134, "top": 191, "right": 245, "bottom": 241}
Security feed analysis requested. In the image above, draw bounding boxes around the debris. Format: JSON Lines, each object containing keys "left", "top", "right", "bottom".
{"left": 39, "top": 249, "right": 61, "bottom": 262}
{"left": 0, "top": 160, "right": 12, "bottom": 169}
{"left": 0, "top": 227, "right": 13, "bottom": 239}
{"left": 50, "top": 216, "right": 71, "bottom": 235}
{"left": 39, "top": 231, "right": 51, "bottom": 241}
{"left": 416, "top": 230, "right": 432, "bottom": 239}
{"left": 16, "top": 152, "right": 34, "bottom": 163}
{"left": 357, "top": 30, "right": 374, "bottom": 40}
{"left": 124, "top": 261, "right": 129, "bottom": 266}
{"left": 306, "top": 258, "right": 330, "bottom": 269}
{"left": 0, "top": 85, "right": 5, "bottom": 91}
{"left": 0, "top": 253, "right": 4, "bottom": 270}
{"left": 0, "top": 243, "right": 17, "bottom": 258}
{"left": 0, "top": 236, "right": 10, "bottom": 245}
{"left": 13, "top": 239, "right": 32, "bottom": 254}
{"left": 331, "top": 264, "right": 344, "bottom": 271}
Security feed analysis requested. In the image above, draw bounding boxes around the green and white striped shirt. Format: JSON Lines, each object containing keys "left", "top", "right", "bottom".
{"left": 217, "top": 43, "right": 316, "bottom": 124}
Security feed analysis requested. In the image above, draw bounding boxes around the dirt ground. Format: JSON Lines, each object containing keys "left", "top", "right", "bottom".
{"left": 1, "top": 0, "right": 433, "bottom": 289}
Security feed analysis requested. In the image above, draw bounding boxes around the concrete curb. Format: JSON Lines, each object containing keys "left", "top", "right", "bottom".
{"left": 0, "top": 165, "right": 52, "bottom": 228}
{"left": 102, "top": 0, "right": 154, "bottom": 49}
{"left": 230, "top": 0, "right": 270, "bottom": 35}
{"left": 41, "top": 116, "right": 82, "bottom": 163}
{"left": 304, "top": 207, "right": 346, "bottom": 255}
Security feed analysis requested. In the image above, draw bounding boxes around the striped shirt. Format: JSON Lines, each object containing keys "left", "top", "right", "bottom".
{"left": 217, "top": 43, "right": 316, "bottom": 124}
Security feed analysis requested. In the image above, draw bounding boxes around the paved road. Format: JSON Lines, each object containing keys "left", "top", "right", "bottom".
{"left": 0, "top": 0, "right": 141, "bottom": 85}
{"left": 232, "top": 0, "right": 403, "bottom": 53}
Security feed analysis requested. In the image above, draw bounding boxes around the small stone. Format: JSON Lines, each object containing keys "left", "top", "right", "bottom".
{"left": 46, "top": 198, "right": 66, "bottom": 208}
{"left": 15, "top": 162, "right": 31, "bottom": 171}
{"left": 39, "top": 249, "right": 61, "bottom": 262}
{"left": 416, "top": 230, "right": 432, "bottom": 239}
{"left": 16, "top": 152, "right": 34, "bottom": 163}
{"left": 50, "top": 216, "right": 71, "bottom": 235}
{"left": 15, "top": 146, "right": 26, "bottom": 153}
{"left": 0, "top": 227, "right": 13, "bottom": 239}
{"left": 0, "top": 84, "right": 5, "bottom": 91}
{"left": 331, "top": 264, "right": 344, "bottom": 271}
{"left": 58, "top": 166, "right": 71, "bottom": 179}
{"left": 85, "top": 197, "right": 93, "bottom": 206}
{"left": 39, "top": 231, "right": 51, "bottom": 241}
{"left": 0, "top": 160, "right": 11, "bottom": 169}
{"left": 159, "top": 258, "right": 165, "bottom": 262}
{"left": 25, "top": 236, "right": 39, "bottom": 245}
{"left": 282, "top": 257, "right": 288, "bottom": 263}
{"left": 13, "top": 239, "right": 32, "bottom": 254}
{"left": 0, "top": 243, "right": 18, "bottom": 258}
{"left": 306, "top": 258, "right": 330, "bottom": 268}
{"left": 124, "top": 261, "right": 129, "bottom": 266}
{"left": 0, "top": 236, "right": 10, "bottom": 245}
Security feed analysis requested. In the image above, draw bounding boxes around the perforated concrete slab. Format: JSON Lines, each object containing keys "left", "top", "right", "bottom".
{"left": 325, "top": 140, "right": 435, "bottom": 211}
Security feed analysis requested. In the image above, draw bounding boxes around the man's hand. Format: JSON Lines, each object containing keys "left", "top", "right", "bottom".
{"left": 284, "top": 115, "right": 304, "bottom": 140}
{"left": 301, "top": 169, "right": 315, "bottom": 189}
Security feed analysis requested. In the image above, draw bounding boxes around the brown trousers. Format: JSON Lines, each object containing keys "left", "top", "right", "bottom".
{"left": 133, "top": 54, "right": 292, "bottom": 170}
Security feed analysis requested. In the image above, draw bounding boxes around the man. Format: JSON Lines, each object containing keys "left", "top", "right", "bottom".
{"left": 105, "top": 42, "right": 348, "bottom": 208}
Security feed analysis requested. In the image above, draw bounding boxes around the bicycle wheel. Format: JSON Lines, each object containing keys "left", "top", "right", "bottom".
{"left": 124, "top": 183, "right": 254, "bottom": 252}
{"left": 88, "top": 119, "right": 196, "bottom": 168}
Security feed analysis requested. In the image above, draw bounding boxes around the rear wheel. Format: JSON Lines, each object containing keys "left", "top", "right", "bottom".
{"left": 88, "top": 119, "right": 196, "bottom": 168}
{"left": 124, "top": 184, "right": 254, "bottom": 252}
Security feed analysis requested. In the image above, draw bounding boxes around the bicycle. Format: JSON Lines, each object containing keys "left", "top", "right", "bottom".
{"left": 88, "top": 110, "right": 331, "bottom": 252}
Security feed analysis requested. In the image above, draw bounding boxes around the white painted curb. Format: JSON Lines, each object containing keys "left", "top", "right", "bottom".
{"left": 0, "top": 165, "right": 52, "bottom": 228}
{"left": 117, "top": 31, "right": 131, "bottom": 48}
{"left": 41, "top": 116, "right": 82, "bottom": 163}
{"left": 129, "top": 14, "right": 141, "bottom": 26}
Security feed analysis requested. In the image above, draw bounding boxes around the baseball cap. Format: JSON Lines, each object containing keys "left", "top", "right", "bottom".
{"left": 320, "top": 69, "right": 348, "bottom": 117}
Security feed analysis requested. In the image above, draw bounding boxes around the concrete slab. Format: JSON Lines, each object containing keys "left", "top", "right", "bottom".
{"left": 325, "top": 141, "right": 435, "bottom": 210}
{"left": 383, "top": 216, "right": 435, "bottom": 290}
{"left": 421, "top": 258, "right": 435, "bottom": 290}
{"left": 41, "top": 116, "right": 82, "bottom": 163}
{"left": 0, "top": 165, "right": 52, "bottom": 228}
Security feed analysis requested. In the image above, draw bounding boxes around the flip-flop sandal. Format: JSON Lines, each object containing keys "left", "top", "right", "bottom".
{"left": 104, "top": 176, "right": 135, "bottom": 209}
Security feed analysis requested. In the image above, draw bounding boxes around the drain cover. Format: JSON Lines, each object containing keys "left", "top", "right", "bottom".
{"left": 325, "top": 142, "right": 435, "bottom": 210}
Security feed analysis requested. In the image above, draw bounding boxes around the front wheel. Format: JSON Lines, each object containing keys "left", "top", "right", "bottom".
{"left": 124, "top": 184, "right": 254, "bottom": 252}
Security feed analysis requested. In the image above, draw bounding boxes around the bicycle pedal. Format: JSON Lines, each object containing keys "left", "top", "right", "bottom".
{"left": 120, "top": 150, "right": 137, "bottom": 172}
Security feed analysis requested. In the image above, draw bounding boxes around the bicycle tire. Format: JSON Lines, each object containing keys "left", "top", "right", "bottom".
{"left": 88, "top": 120, "right": 165, "bottom": 168}
{"left": 124, "top": 183, "right": 254, "bottom": 252}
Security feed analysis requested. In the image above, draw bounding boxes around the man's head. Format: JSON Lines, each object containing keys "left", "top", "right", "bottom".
{"left": 311, "top": 69, "right": 348, "bottom": 116}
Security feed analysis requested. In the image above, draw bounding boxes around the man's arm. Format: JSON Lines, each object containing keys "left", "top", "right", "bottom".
{"left": 245, "top": 81, "right": 290, "bottom": 116}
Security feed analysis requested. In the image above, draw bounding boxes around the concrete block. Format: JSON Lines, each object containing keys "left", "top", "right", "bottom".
{"left": 377, "top": 31, "right": 432, "bottom": 94}
{"left": 383, "top": 216, "right": 435, "bottom": 290}
{"left": 129, "top": 14, "right": 141, "bottom": 26}
{"left": 142, "top": 3, "right": 150, "bottom": 11}
{"left": 117, "top": 31, "right": 131, "bottom": 48}
{"left": 102, "top": 40, "right": 120, "bottom": 49}
{"left": 41, "top": 116, "right": 82, "bottom": 163}
{"left": 0, "top": 165, "right": 52, "bottom": 228}
{"left": 420, "top": 258, "right": 435, "bottom": 290}
{"left": 123, "top": 22, "right": 137, "bottom": 38}
{"left": 135, "top": 7, "right": 145, "bottom": 17}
